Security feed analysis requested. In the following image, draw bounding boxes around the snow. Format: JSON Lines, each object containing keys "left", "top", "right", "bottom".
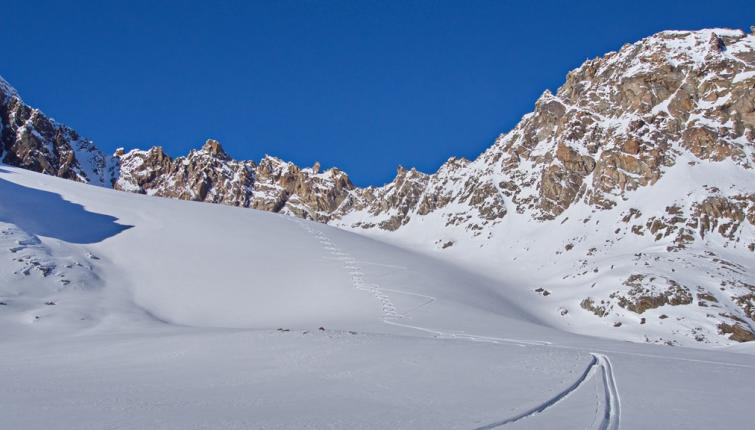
{"left": 732, "top": 70, "right": 755, "bottom": 83}
{"left": 1, "top": 164, "right": 754, "bottom": 429}
{"left": 347, "top": 147, "right": 755, "bottom": 348}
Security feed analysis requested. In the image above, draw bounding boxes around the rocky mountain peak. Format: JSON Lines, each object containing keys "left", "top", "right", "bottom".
{"left": 110, "top": 143, "right": 360, "bottom": 221}
{"left": 0, "top": 75, "right": 19, "bottom": 100}
{"left": 201, "top": 138, "right": 228, "bottom": 158}
{"left": 327, "top": 28, "right": 754, "bottom": 345}
{"left": 0, "top": 75, "right": 117, "bottom": 186}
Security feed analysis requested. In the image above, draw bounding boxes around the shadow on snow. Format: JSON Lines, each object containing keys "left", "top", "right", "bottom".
{"left": 0, "top": 177, "right": 132, "bottom": 244}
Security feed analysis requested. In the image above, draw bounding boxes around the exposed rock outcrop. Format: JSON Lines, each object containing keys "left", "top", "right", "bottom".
{"left": 0, "top": 76, "right": 116, "bottom": 186}
{"left": 114, "top": 140, "right": 355, "bottom": 221}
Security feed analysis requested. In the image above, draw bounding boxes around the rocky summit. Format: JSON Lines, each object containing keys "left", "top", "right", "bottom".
{"left": 0, "top": 76, "right": 117, "bottom": 187}
{"left": 114, "top": 140, "right": 355, "bottom": 221}
{"left": 1, "top": 27, "right": 753, "bottom": 346}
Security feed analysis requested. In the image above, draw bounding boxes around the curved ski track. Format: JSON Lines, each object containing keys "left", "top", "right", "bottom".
{"left": 292, "top": 219, "right": 621, "bottom": 429}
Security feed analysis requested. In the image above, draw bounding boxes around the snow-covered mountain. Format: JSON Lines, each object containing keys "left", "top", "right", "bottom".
{"left": 1, "top": 28, "right": 753, "bottom": 347}
{"left": 1, "top": 164, "right": 753, "bottom": 429}
{"left": 340, "top": 28, "right": 755, "bottom": 347}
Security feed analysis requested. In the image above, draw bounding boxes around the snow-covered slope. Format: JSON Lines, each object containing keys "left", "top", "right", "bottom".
{"left": 1, "top": 165, "right": 754, "bottom": 429}
{"left": 1, "top": 28, "right": 753, "bottom": 348}
{"left": 351, "top": 155, "right": 755, "bottom": 347}
{"left": 0, "top": 164, "right": 540, "bottom": 335}
{"left": 335, "top": 28, "right": 755, "bottom": 347}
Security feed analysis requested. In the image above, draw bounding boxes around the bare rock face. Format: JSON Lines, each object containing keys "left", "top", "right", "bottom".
{"left": 718, "top": 323, "right": 755, "bottom": 342}
{"left": 251, "top": 155, "right": 354, "bottom": 221}
{"left": 115, "top": 141, "right": 256, "bottom": 207}
{"left": 342, "top": 166, "right": 430, "bottom": 231}
{"left": 330, "top": 29, "right": 754, "bottom": 237}
{"left": 616, "top": 274, "right": 693, "bottom": 314}
{"left": 0, "top": 76, "right": 116, "bottom": 186}
{"left": 479, "top": 29, "right": 753, "bottom": 220}
{"left": 114, "top": 140, "right": 355, "bottom": 221}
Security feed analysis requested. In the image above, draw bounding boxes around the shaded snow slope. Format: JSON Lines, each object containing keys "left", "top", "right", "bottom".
{"left": 1, "top": 165, "right": 754, "bottom": 429}
{"left": 0, "top": 164, "right": 542, "bottom": 336}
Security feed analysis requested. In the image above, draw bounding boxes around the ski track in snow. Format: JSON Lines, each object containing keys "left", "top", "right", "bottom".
{"left": 472, "top": 354, "right": 620, "bottom": 430}
{"left": 471, "top": 354, "right": 599, "bottom": 429}
{"left": 291, "top": 219, "right": 622, "bottom": 429}
{"left": 595, "top": 353, "right": 621, "bottom": 430}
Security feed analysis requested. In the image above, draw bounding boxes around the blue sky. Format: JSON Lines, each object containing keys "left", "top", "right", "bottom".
{"left": 2, "top": 1, "right": 752, "bottom": 185}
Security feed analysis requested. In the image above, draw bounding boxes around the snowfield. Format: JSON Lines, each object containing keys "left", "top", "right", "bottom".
{"left": 1, "top": 165, "right": 753, "bottom": 429}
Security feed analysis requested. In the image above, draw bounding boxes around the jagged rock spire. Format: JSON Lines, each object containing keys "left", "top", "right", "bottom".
{"left": 201, "top": 139, "right": 228, "bottom": 158}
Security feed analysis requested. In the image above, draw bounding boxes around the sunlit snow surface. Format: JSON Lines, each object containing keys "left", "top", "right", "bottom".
{"left": 0, "top": 165, "right": 753, "bottom": 429}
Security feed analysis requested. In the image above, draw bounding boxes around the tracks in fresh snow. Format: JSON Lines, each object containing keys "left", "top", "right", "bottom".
{"left": 595, "top": 353, "right": 621, "bottom": 430}
{"left": 291, "top": 219, "right": 621, "bottom": 429}
{"left": 291, "top": 219, "right": 549, "bottom": 347}
{"left": 293, "top": 219, "right": 402, "bottom": 319}
{"left": 383, "top": 319, "right": 551, "bottom": 347}
{"left": 473, "top": 353, "right": 620, "bottom": 430}
{"left": 472, "top": 354, "right": 599, "bottom": 429}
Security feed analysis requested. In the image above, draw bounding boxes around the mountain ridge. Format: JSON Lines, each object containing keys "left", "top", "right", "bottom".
{"left": 1, "top": 27, "right": 754, "bottom": 346}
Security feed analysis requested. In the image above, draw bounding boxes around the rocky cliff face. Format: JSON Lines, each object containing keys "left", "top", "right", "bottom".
{"left": 114, "top": 140, "right": 355, "bottom": 221}
{"left": 1, "top": 27, "right": 753, "bottom": 347}
{"left": 0, "top": 76, "right": 117, "bottom": 186}
{"left": 0, "top": 78, "right": 355, "bottom": 220}
{"left": 339, "top": 28, "right": 755, "bottom": 231}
